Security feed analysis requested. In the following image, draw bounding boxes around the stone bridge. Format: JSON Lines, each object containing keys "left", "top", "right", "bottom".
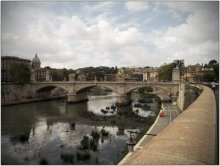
{"left": 31, "top": 81, "right": 179, "bottom": 105}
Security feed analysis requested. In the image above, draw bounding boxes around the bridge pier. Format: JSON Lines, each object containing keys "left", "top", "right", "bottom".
{"left": 177, "top": 82, "right": 186, "bottom": 110}
{"left": 171, "top": 95, "right": 178, "bottom": 103}
{"left": 67, "top": 92, "right": 88, "bottom": 103}
{"left": 116, "top": 94, "right": 131, "bottom": 106}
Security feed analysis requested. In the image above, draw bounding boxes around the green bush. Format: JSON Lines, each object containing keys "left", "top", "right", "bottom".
{"left": 101, "top": 128, "right": 109, "bottom": 136}
{"left": 60, "top": 153, "right": 74, "bottom": 164}
{"left": 90, "top": 130, "right": 100, "bottom": 142}
{"left": 79, "top": 136, "right": 90, "bottom": 150}
{"left": 77, "top": 151, "right": 90, "bottom": 161}
{"left": 39, "top": 158, "right": 49, "bottom": 165}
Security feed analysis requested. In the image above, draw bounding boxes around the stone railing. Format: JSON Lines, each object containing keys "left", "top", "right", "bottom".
{"left": 120, "top": 85, "right": 217, "bottom": 165}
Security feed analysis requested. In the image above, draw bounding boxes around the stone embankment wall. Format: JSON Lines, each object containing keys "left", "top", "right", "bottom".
{"left": 177, "top": 83, "right": 202, "bottom": 111}
{"left": 177, "top": 82, "right": 185, "bottom": 110}
{"left": 121, "top": 85, "right": 217, "bottom": 164}
{"left": 1, "top": 84, "right": 34, "bottom": 103}
{"left": 1, "top": 83, "right": 66, "bottom": 105}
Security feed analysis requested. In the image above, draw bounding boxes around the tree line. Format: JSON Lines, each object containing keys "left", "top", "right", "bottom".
{"left": 47, "top": 66, "right": 118, "bottom": 81}
{"left": 8, "top": 59, "right": 218, "bottom": 84}
{"left": 157, "top": 59, "right": 218, "bottom": 82}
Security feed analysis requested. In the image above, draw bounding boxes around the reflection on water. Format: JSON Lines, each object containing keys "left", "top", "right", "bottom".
{"left": 2, "top": 118, "right": 130, "bottom": 164}
{"left": 88, "top": 94, "right": 118, "bottom": 116}
{"left": 1, "top": 88, "right": 153, "bottom": 165}
{"left": 131, "top": 93, "right": 156, "bottom": 117}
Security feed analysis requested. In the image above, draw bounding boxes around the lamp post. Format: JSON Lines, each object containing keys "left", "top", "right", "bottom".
{"left": 126, "top": 133, "right": 136, "bottom": 152}
{"left": 126, "top": 131, "right": 156, "bottom": 152}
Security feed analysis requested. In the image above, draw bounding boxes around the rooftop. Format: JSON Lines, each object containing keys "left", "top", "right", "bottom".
{"left": 1, "top": 56, "right": 31, "bottom": 62}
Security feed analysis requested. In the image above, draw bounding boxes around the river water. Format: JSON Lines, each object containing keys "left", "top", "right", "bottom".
{"left": 1, "top": 88, "right": 157, "bottom": 165}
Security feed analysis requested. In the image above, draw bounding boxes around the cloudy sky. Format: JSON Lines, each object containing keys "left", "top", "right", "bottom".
{"left": 2, "top": 1, "right": 219, "bottom": 69}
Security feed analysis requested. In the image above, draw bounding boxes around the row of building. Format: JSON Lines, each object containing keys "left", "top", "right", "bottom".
{"left": 1, "top": 54, "right": 215, "bottom": 83}
{"left": 123, "top": 65, "right": 214, "bottom": 82}
{"left": 1, "top": 54, "right": 50, "bottom": 83}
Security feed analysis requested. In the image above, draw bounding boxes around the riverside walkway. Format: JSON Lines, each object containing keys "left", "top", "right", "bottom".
{"left": 120, "top": 85, "right": 217, "bottom": 165}
{"left": 134, "top": 103, "right": 181, "bottom": 149}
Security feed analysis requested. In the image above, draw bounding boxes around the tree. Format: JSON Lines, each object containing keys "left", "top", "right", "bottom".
{"left": 207, "top": 60, "right": 219, "bottom": 81}
{"left": 44, "top": 66, "right": 51, "bottom": 70}
{"left": 157, "top": 59, "right": 185, "bottom": 81}
{"left": 62, "top": 68, "right": 69, "bottom": 81}
{"left": 208, "top": 60, "right": 217, "bottom": 67}
{"left": 203, "top": 73, "right": 215, "bottom": 82}
{"left": 213, "top": 63, "right": 219, "bottom": 81}
{"left": 173, "top": 59, "right": 184, "bottom": 68}
{"left": 9, "top": 63, "right": 31, "bottom": 84}
{"left": 114, "top": 66, "right": 118, "bottom": 74}
{"left": 173, "top": 59, "right": 184, "bottom": 76}
{"left": 204, "top": 60, "right": 219, "bottom": 81}
{"left": 158, "top": 63, "right": 175, "bottom": 81}
{"left": 74, "top": 66, "right": 118, "bottom": 81}
{"left": 50, "top": 69, "right": 60, "bottom": 81}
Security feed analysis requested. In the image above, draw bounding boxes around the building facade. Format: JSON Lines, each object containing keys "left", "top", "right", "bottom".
{"left": 77, "top": 74, "right": 87, "bottom": 81}
{"left": 1, "top": 53, "right": 51, "bottom": 83}
{"left": 143, "top": 67, "right": 158, "bottom": 82}
{"left": 31, "top": 53, "right": 51, "bottom": 82}
{"left": 1, "top": 56, "right": 31, "bottom": 82}
{"left": 182, "top": 64, "right": 214, "bottom": 82}
{"left": 104, "top": 74, "right": 117, "bottom": 81}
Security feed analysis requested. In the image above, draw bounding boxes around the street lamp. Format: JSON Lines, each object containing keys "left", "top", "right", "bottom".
{"left": 126, "top": 133, "right": 136, "bottom": 152}
{"left": 126, "top": 131, "right": 156, "bottom": 152}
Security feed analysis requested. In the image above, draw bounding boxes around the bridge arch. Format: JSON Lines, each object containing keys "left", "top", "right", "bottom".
{"left": 35, "top": 85, "right": 69, "bottom": 94}
{"left": 75, "top": 84, "right": 119, "bottom": 94}
{"left": 125, "top": 85, "right": 173, "bottom": 94}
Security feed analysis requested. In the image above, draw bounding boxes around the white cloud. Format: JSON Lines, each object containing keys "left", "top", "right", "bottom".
{"left": 2, "top": 12, "right": 149, "bottom": 68}
{"left": 57, "top": 16, "right": 142, "bottom": 52}
{"left": 152, "top": 6, "right": 219, "bottom": 65}
{"left": 166, "top": 10, "right": 218, "bottom": 44}
{"left": 1, "top": 1, "right": 219, "bottom": 69}
{"left": 125, "top": 2, "right": 149, "bottom": 12}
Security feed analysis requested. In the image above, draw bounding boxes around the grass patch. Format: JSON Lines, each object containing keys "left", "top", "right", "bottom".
{"left": 60, "top": 153, "right": 74, "bottom": 164}
{"left": 76, "top": 151, "right": 90, "bottom": 161}
{"left": 133, "top": 115, "right": 157, "bottom": 141}
{"left": 39, "top": 158, "right": 49, "bottom": 165}
{"left": 191, "top": 87, "right": 203, "bottom": 96}
{"left": 138, "top": 98, "right": 153, "bottom": 103}
{"left": 118, "top": 144, "right": 129, "bottom": 163}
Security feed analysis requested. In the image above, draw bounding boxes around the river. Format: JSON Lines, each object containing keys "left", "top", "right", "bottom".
{"left": 1, "top": 88, "right": 158, "bottom": 165}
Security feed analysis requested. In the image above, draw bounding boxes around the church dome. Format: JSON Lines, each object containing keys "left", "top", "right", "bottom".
{"left": 32, "top": 53, "right": 41, "bottom": 69}
{"left": 32, "top": 53, "right": 41, "bottom": 64}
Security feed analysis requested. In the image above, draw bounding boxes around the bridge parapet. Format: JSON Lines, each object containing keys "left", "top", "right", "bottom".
{"left": 120, "top": 85, "right": 217, "bottom": 165}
